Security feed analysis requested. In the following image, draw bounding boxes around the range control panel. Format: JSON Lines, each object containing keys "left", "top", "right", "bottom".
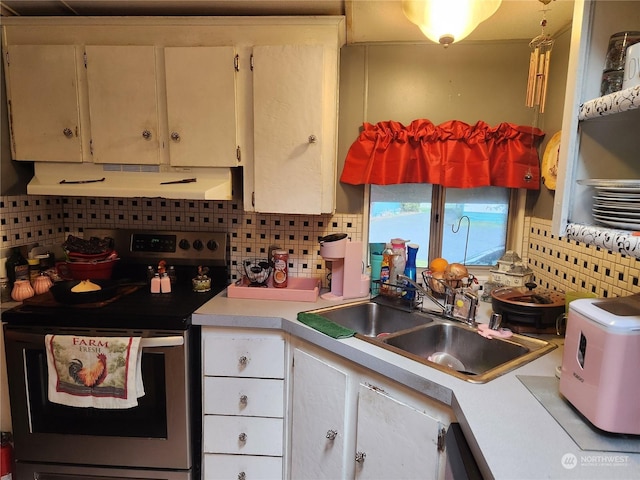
{"left": 84, "top": 229, "right": 228, "bottom": 266}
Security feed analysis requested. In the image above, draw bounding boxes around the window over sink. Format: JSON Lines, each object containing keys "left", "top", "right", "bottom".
{"left": 369, "top": 183, "right": 513, "bottom": 268}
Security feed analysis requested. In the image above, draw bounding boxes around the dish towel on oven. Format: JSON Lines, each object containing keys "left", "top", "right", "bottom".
{"left": 45, "top": 334, "right": 145, "bottom": 409}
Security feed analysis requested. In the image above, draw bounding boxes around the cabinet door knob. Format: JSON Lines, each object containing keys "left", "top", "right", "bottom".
{"left": 142, "top": 129, "right": 152, "bottom": 140}
{"left": 238, "top": 355, "right": 248, "bottom": 366}
{"left": 355, "top": 451, "right": 366, "bottom": 463}
{"left": 63, "top": 127, "right": 73, "bottom": 138}
{"left": 238, "top": 432, "right": 247, "bottom": 442}
{"left": 326, "top": 429, "right": 338, "bottom": 440}
{"left": 308, "top": 134, "right": 317, "bottom": 144}
{"left": 170, "top": 131, "right": 181, "bottom": 142}
{"left": 239, "top": 394, "right": 248, "bottom": 406}
{"left": 238, "top": 473, "right": 246, "bottom": 480}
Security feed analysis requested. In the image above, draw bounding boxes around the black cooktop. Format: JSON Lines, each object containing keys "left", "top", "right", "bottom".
{"left": 2, "top": 283, "right": 224, "bottom": 330}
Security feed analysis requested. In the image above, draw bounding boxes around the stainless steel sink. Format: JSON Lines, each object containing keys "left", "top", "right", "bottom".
{"left": 304, "top": 299, "right": 556, "bottom": 383}
{"left": 380, "top": 321, "right": 556, "bottom": 383}
{"left": 306, "top": 301, "right": 434, "bottom": 337}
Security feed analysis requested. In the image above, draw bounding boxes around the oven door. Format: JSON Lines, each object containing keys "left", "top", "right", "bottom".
{"left": 4, "top": 326, "right": 195, "bottom": 473}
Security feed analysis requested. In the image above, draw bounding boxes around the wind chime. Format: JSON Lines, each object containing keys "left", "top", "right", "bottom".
{"left": 526, "top": 0, "right": 555, "bottom": 113}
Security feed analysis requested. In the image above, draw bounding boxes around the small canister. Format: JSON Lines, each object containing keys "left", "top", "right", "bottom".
{"left": 273, "top": 250, "right": 288, "bottom": 288}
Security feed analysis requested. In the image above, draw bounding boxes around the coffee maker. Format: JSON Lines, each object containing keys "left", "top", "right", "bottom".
{"left": 319, "top": 234, "right": 369, "bottom": 301}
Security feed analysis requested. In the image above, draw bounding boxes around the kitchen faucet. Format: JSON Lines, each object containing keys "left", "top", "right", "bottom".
{"left": 397, "top": 273, "right": 478, "bottom": 326}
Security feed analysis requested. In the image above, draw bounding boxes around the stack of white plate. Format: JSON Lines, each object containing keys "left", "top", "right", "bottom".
{"left": 577, "top": 179, "right": 640, "bottom": 230}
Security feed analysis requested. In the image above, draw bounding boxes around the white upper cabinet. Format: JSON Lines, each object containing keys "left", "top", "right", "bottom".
{"left": 85, "top": 45, "right": 160, "bottom": 165}
{"left": 164, "top": 46, "right": 238, "bottom": 168}
{"left": 252, "top": 44, "right": 332, "bottom": 214}
{"left": 553, "top": 0, "right": 640, "bottom": 241}
{"left": 4, "top": 44, "right": 83, "bottom": 162}
{"left": 1, "top": 16, "right": 345, "bottom": 203}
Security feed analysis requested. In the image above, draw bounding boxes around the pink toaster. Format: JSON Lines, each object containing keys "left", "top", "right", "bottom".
{"left": 559, "top": 294, "right": 640, "bottom": 435}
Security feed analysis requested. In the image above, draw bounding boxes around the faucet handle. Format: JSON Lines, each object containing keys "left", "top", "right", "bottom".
{"left": 489, "top": 313, "right": 502, "bottom": 330}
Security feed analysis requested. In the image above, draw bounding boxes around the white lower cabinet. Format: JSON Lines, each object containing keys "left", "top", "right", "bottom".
{"left": 290, "top": 348, "right": 349, "bottom": 479}
{"left": 202, "top": 328, "right": 286, "bottom": 480}
{"left": 289, "top": 341, "right": 453, "bottom": 480}
{"left": 354, "top": 383, "right": 444, "bottom": 480}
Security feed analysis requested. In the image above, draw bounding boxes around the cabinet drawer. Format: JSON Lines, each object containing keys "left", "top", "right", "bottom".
{"left": 203, "top": 333, "right": 285, "bottom": 378}
{"left": 204, "top": 415, "right": 283, "bottom": 456}
{"left": 204, "top": 377, "right": 284, "bottom": 418}
{"left": 204, "top": 453, "right": 283, "bottom": 480}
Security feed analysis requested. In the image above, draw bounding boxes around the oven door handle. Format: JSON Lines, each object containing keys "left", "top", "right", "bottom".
{"left": 5, "top": 330, "right": 184, "bottom": 348}
{"left": 140, "top": 336, "right": 184, "bottom": 348}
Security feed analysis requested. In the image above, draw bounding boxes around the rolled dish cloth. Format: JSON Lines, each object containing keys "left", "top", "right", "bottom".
{"left": 45, "top": 334, "right": 144, "bottom": 409}
{"left": 297, "top": 312, "right": 356, "bottom": 339}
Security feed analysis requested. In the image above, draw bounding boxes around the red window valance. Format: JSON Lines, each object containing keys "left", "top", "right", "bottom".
{"left": 340, "top": 120, "right": 545, "bottom": 190}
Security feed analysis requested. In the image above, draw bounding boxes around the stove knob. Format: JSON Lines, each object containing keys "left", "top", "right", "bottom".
{"left": 207, "top": 240, "right": 219, "bottom": 251}
{"left": 193, "top": 239, "right": 204, "bottom": 251}
{"left": 179, "top": 239, "right": 190, "bottom": 250}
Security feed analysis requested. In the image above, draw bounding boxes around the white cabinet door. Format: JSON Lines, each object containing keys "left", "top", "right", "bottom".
{"left": 5, "top": 44, "right": 83, "bottom": 162}
{"left": 290, "top": 348, "right": 349, "bottom": 480}
{"left": 85, "top": 45, "right": 160, "bottom": 165}
{"left": 164, "top": 46, "right": 238, "bottom": 168}
{"left": 252, "top": 44, "right": 329, "bottom": 214}
{"left": 355, "top": 383, "right": 443, "bottom": 480}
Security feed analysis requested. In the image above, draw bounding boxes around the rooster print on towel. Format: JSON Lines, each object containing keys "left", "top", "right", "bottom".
{"left": 46, "top": 334, "right": 143, "bottom": 408}
{"left": 68, "top": 353, "right": 108, "bottom": 388}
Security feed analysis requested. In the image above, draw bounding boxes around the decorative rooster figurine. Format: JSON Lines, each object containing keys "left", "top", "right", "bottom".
{"left": 68, "top": 354, "right": 108, "bottom": 388}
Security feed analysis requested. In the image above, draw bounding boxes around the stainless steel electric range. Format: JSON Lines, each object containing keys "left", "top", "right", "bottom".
{"left": 2, "top": 229, "right": 229, "bottom": 480}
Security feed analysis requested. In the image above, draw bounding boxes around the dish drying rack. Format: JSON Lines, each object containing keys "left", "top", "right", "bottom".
{"left": 371, "top": 271, "right": 478, "bottom": 318}
{"left": 370, "top": 278, "right": 425, "bottom": 312}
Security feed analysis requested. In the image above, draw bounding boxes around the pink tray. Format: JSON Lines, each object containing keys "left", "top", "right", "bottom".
{"left": 227, "top": 277, "right": 321, "bottom": 302}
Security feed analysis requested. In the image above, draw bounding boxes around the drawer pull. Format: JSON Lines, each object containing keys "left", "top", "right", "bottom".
{"left": 238, "top": 432, "right": 247, "bottom": 442}
{"left": 239, "top": 394, "right": 248, "bottom": 406}
{"left": 238, "top": 473, "right": 246, "bottom": 480}
{"left": 238, "top": 355, "right": 248, "bottom": 366}
{"left": 326, "top": 429, "right": 338, "bottom": 440}
{"left": 355, "top": 451, "right": 366, "bottom": 463}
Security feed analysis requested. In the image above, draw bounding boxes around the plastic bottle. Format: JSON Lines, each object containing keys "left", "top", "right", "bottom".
{"left": 404, "top": 243, "right": 419, "bottom": 300}
{"left": 391, "top": 241, "right": 406, "bottom": 295}
{"left": 379, "top": 244, "right": 394, "bottom": 295}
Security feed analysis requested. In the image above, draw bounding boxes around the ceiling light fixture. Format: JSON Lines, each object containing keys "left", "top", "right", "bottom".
{"left": 402, "top": 0, "right": 503, "bottom": 46}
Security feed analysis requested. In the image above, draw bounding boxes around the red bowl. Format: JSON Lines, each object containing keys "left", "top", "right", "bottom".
{"left": 56, "top": 258, "right": 117, "bottom": 280}
{"left": 66, "top": 249, "right": 115, "bottom": 262}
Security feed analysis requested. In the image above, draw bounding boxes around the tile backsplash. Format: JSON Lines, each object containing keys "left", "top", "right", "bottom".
{"left": 523, "top": 217, "right": 639, "bottom": 297}
{"left": 1, "top": 194, "right": 639, "bottom": 297}
{"left": 0, "top": 195, "right": 362, "bottom": 287}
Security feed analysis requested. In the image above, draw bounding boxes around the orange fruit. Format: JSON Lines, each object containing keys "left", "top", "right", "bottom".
{"left": 429, "top": 257, "right": 448, "bottom": 272}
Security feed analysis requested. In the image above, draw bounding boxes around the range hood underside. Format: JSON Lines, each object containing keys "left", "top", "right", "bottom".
{"left": 27, "top": 162, "right": 235, "bottom": 200}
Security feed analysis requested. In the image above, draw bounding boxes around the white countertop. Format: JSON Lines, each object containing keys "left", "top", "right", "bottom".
{"left": 193, "top": 289, "right": 640, "bottom": 480}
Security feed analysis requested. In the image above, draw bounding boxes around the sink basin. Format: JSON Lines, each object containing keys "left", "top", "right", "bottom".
{"left": 306, "top": 301, "right": 434, "bottom": 337}
{"left": 303, "top": 300, "right": 556, "bottom": 383}
{"left": 380, "top": 321, "right": 556, "bottom": 383}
